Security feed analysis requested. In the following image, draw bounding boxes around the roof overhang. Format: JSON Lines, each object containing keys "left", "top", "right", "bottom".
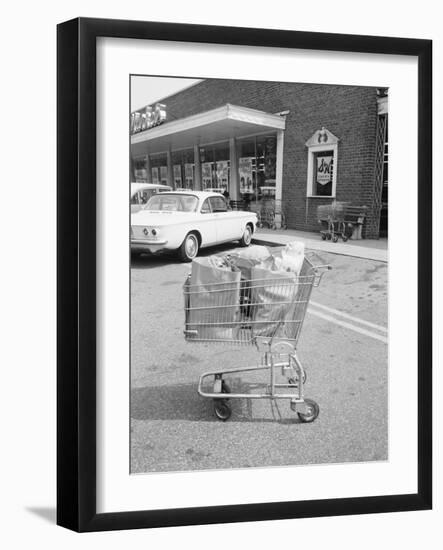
{"left": 131, "top": 103, "right": 286, "bottom": 156}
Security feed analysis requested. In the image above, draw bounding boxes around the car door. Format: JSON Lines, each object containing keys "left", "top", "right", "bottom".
{"left": 198, "top": 197, "right": 218, "bottom": 246}
{"left": 209, "top": 196, "right": 241, "bottom": 242}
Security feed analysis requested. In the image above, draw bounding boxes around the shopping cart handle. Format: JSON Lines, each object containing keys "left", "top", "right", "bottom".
{"left": 184, "top": 329, "right": 199, "bottom": 336}
{"left": 312, "top": 264, "right": 331, "bottom": 287}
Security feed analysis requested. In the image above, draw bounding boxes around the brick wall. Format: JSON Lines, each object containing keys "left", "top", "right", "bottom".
{"left": 141, "top": 79, "right": 380, "bottom": 238}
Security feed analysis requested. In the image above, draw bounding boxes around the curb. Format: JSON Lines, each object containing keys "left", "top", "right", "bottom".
{"left": 252, "top": 237, "right": 388, "bottom": 263}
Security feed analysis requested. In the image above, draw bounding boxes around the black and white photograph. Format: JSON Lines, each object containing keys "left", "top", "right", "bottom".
{"left": 129, "top": 76, "right": 389, "bottom": 474}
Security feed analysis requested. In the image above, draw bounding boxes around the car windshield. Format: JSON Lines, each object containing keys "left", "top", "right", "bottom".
{"left": 144, "top": 193, "right": 199, "bottom": 212}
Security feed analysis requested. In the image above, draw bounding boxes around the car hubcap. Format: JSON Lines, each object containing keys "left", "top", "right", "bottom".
{"left": 244, "top": 228, "right": 252, "bottom": 244}
{"left": 186, "top": 236, "right": 197, "bottom": 258}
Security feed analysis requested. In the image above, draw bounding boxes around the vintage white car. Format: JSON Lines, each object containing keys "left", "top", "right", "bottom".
{"left": 131, "top": 191, "right": 257, "bottom": 261}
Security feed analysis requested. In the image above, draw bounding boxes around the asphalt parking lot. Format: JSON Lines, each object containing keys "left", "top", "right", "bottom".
{"left": 130, "top": 242, "right": 388, "bottom": 473}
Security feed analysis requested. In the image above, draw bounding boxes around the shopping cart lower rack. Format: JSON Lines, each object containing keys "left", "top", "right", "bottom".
{"left": 183, "top": 256, "right": 330, "bottom": 422}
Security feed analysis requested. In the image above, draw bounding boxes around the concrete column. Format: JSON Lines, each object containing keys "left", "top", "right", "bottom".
{"left": 145, "top": 154, "right": 151, "bottom": 182}
{"left": 166, "top": 148, "right": 173, "bottom": 189}
{"left": 229, "top": 137, "right": 238, "bottom": 200}
{"left": 193, "top": 145, "right": 201, "bottom": 190}
{"left": 275, "top": 130, "right": 284, "bottom": 202}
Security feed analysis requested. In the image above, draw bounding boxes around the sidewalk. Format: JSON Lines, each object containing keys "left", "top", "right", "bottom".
{"left": 252, "top": 228, "right": 388, "bottom": 263}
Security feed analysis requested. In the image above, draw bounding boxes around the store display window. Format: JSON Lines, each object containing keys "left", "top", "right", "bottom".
{"left": 150, "top": 153, "right": 168, "bottom": 185}
{"left": 237, "top": 135, "right": 276, "bottom": 200}
{"left": 199, "top": 142, "right": 230, "bottom": 192}
{"left": 172, "top": 149, "right": 195, "bottom": 189}
{"left": 306, "top": 127, "right": 339, "bottom": 198}
{"left": 133, "top": 157, "right": 148, "bottom": 182}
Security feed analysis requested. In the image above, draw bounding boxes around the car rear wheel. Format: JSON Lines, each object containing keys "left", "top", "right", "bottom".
{"left": 178, "top": 232, "right": 199, "bottom": 262}
{"left": 239, "top": 225, "right": 253, "bottom": 247}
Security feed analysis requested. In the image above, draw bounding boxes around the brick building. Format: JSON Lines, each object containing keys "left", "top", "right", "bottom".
{"left": 130, "top": 79, "right": 388, "bottom": 238}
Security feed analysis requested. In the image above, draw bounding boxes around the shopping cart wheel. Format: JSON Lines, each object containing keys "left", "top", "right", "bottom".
{"left": 297, "top": 398, "right": 319, "bottom": 423}
{"left": 342, "top": 235, "right": 348, "bottom": 242}
{"left": 332, "top": 234, "right": 339, "bottom": 243}
{"left": 321, "top": 233, "right": 327, "bottom": 240}
{"left": 213, "top": 400, "right": 231, "bottom": 421}
{"left": 326, "top": 233, "right": 332, "bottom": 240}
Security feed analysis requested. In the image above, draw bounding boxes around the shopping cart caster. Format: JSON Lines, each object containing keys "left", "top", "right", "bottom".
{"left": 326, "top": 233, "right": 332, "bottom": 240}
{"left": 213, "top": 379, "right": 231, "bottom": 421}
{"left": 332, "top": 234, "right": 339, "bottom": 243}
{"left": 290, "top": 398, "right": 319, "bottom": 423}
{"left": 342, "top": 235, "right": 348, "bottom": 242}
{"left": 321, "top": 233, "right": 327, "bottom": 240}
{"left": 213, "top": 400, "right": 231, "bottom": 421}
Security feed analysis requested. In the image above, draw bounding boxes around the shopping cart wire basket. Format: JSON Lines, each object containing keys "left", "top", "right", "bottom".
{"left": 183, "top": 255, "right": 330, "bottom": 421}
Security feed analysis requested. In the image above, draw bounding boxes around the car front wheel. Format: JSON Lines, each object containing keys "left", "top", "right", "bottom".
{"left": 178, "top": 232, "right": 199, "bottom": 262}
{"left": 239, "top": 225, "right": 253, "bottom": 247}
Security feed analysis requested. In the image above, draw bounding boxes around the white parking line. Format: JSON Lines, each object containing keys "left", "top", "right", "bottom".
{"left": 308, "top": 308, "right": 388, "bottom": 344}
{"left": 310, "top": 300, "right": 388, "bottom": 333}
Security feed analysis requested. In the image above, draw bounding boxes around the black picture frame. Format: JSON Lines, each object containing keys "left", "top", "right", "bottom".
{"left": 57, "top": 17, "right": 432, "bottom": 532}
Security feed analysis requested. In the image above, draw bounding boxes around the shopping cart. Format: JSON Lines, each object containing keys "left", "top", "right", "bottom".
{"left": 183, "top": 255, "right": 330, "bottom": 422}
{"left": 257, "top": 198, "right": 287, "bottom": 230}
{"left": 317, "top": 201, "right": 349, "bottom": 243}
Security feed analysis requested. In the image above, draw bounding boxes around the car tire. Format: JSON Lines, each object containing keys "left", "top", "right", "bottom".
{"left": 239, "top": 224, "right": 253, "bottom": 247}
{"left": 178, "top": 232, "right": 199, "bottom": 262}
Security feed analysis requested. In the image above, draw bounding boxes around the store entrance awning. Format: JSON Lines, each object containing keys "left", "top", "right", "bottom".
{"left": 130, "top": 103, "right": 286, "bottom": 156}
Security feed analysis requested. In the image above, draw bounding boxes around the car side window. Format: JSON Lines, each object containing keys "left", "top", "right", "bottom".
{"left": 209, "top": 196, "right": 228, "bottom": 213}
{"left": 201, "top": 198, "right": 212, "bottom": 214}
{"left": 140, "top": 190, "right": 152, "bottom": 205}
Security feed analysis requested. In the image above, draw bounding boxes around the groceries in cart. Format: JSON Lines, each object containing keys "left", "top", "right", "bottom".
{"left": 183, "top": 242, "right": 331, "bottom": 422}
{"left": 184, "top": 242, "right": 305, "bottom": 342}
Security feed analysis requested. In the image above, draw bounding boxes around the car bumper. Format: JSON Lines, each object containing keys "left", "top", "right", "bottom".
{"left": 131, "top": 239, "right": 169, "bottom": 254}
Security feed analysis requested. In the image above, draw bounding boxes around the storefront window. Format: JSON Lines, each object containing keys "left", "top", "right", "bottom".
{"left": 199, "top": 142, "right": 230, "bottom": 192}
{"left": 133, "top": 157, "right": 148, "bottom": 182}
{"left": 237, "top": 135, "right": 276, "bottom": 200}
{"left": 172, "top": 149, "right": 195, "bottom": 189}
{"left": 150, "top": 153, "right": 168, "bottom": 185}
{"left": 306, "top": 128, "right": 339, "bottom": 198}
{"left": 312, "top": 150, "right": 334, "bottom": 196}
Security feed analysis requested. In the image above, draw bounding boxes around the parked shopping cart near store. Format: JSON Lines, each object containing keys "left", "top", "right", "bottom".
{"left": 257, "top": 198, "right": 287, "bottom": 230}
{"left": 317, "top": 201, "right": 349, "bottom": 242}
{"left": 183, "top": 254, "right": 330, "bottom": 422}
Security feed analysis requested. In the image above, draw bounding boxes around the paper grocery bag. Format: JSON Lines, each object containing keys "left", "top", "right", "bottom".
{"left": 250, "top": 267, "right": 298, "bottom": 339}
{"left": 185, "top": 256, "right": 241, "bottom": 341}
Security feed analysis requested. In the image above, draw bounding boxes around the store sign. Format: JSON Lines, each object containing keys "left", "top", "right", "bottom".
{"left": 131, "top": 103, "right": 167, "bottom": 134}
{"left": 316, "top": 155, "right": 333, "bottom": 185}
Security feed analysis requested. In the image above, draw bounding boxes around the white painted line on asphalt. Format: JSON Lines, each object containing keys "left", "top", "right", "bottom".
{"left": 310, "top": 300, "right": 388, "bottom": 333}
{"left": 308, "top": 308, "right": 389, "bottom": 344}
